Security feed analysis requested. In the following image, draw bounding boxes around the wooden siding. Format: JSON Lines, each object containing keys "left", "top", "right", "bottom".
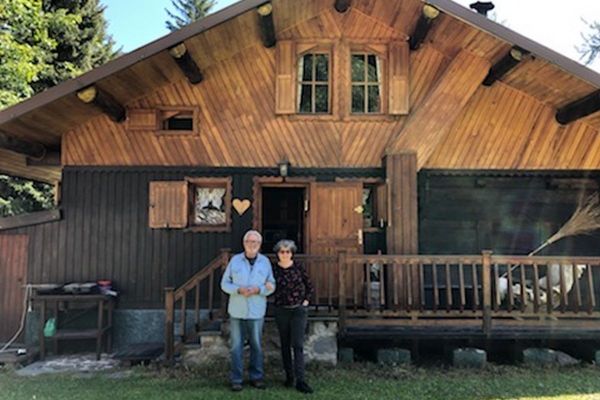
{"left": 3, "top": 0, "right": 600, "bottom": 153}
{"left": 419, "top": 171, "right": 600, "bottom": 256}
{"left": 0, "top": 234, "right": 28, "bottom": 343}
{"left": 391, "top": 50, "right": 491, "bottom": 167}
{"left": 426, "top": 83, "right": 600, "bottom": 169}
{"left": 4, "top": 167, "right": 380, "bottom": 308}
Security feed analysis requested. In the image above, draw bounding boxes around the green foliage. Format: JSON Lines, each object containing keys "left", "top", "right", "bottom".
{"left": 0, "top": 174, "right": 54, "bottom": 217}
{"left": 0, "top": 0, "right": 118, "bottom": 109}
{"left": 578, "top": 19, "right": 600, "bottom": 65}
{"left": 0, "top": 0, "right": 118, "bottom": 216}
{"left": 165, "top": 0, "right": 215, "bottom": 32}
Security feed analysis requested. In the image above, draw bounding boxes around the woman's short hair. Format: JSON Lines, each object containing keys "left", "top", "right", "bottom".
{"left": 273, "top": 239, "right": 297, "bottom": 254}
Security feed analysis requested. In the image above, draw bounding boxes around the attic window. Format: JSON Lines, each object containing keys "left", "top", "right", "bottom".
{"left": 158, "top": 107, "right": 198, "bottom": 134}
{"left": 351, "top": 53, "right": 382, "bottom": 114}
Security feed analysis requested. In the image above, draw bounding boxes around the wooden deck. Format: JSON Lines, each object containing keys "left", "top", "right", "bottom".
{"left": 164, "top": 251, "right": 600, "bottom": 362}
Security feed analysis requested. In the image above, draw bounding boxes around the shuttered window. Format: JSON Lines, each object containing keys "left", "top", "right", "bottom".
{"left": 148, "top": 178, "right": 232, "bottom": 231}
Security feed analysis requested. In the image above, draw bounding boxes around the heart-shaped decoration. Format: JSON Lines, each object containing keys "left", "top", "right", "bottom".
{"left": 232, "top": 198, "right": 251, "bottom": 215}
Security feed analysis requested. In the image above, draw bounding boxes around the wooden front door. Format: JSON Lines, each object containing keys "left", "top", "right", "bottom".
{"left": 309, "top": 182, "right": 363, "bottom": 306}
{"left": 0, "top": 234, "right": 28, "bottom": 344}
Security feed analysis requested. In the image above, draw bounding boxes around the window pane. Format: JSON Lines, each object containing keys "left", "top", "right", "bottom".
{"left": 367, "top": 55, "right": 379, "bottom": 82}
{"left": 195, "top": 187, "right": 226, "bottom": 225}
{"left": 352, "top": 85, "right": 365, "bottom": 113}
{"left": 299, "top": 84, "right": 312, "bottom": 113}
{"left": 351, "top": 54, "right": 364, "bottom": 82}
{"left": 368, "top": 85, "right": 381, "bottom": 113}
{"left": 302, "top": 54, "right": 313, "bottom": 81}
{"left": 315, "top": 85, "right": 329, "bottom": 113}
{"left": 315, "top": 54, "right": 328, "bottom": 82}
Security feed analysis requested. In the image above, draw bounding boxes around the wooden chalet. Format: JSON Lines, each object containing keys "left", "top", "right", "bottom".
{"left": 2, "top": 0, "right": 600, "bottom": 359}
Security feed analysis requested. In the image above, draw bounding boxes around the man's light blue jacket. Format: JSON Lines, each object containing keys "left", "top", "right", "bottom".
{"left": 220, "top": 253, "right": 275, "bottom": 319}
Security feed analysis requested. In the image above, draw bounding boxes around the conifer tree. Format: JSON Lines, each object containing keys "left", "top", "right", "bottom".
{"left": 165, "top": 0, "right": 215, "bottom": 32}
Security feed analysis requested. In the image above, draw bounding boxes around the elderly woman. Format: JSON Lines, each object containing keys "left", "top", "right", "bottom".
{"left": 272, "top": 239, "right": 314, "bottom": 394}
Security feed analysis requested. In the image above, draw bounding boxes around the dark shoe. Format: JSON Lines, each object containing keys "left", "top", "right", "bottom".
{"left": 231, "top": 383, "right": 243, "bottom": 392}
{"left": 250, "top": 380, "right": 266, "bottom": 390}
{"left": 296, "top": 381, "right": 313, "bottom": 394}
{"left": 284, "top": 376, "right": 294, "bottom": 387}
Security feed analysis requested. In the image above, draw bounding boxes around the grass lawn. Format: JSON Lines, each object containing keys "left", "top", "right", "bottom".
{"left": 2, "top": 362, "right": 600, "bottom": 400}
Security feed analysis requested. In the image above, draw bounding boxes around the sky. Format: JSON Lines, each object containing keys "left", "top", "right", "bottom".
{"left": 100, "top": 0, "right": 600, "bottom": 72}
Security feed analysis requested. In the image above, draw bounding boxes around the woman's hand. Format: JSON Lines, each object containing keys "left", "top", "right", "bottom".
{"left": 302, "top": 300, "right": 309, "bottom": 306}
{"left": 266, "top": 282, "right": 275, "bottom": 292}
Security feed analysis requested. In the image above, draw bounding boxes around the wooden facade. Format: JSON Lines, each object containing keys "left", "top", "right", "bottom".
{"left": 1, "top": 0, "right": 600, "bottom": 347}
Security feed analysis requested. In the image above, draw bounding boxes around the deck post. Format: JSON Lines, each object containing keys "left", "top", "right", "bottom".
{"left": 481, "top": 251, "right": 492, "bottom": 336}
{"left": 338, "top": 251, "right": 348, "bottom": 333}
{"left": 219, "top": 249, "right": 231, "bottom": 324}
{"left": 164, "top": 287, "right": 175, "bottom": 364}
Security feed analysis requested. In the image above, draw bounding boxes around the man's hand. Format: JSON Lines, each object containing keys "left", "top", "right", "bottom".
{"left": 237, "top": 287, "right": 250, "bottom": 296}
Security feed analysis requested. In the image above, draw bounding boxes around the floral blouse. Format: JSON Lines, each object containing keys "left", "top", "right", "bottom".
{"left": 272, "top": 261, "right": 314, "bottom": 307}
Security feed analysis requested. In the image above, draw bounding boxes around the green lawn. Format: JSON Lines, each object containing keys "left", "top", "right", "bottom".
{"left": 2, "top": 362, "right": 600, "bottom": 400}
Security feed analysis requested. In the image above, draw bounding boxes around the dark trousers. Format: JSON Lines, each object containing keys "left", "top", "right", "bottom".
{"left": 274, "top": 306, "right": 308, "bottom": 382}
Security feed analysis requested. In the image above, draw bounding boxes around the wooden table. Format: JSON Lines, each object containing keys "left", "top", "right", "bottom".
{"left": 33, "top": 293, "right": 114, "bottom": 360}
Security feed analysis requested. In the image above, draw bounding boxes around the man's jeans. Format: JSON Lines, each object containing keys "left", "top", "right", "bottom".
{"left": 229, "top": 317, "right": 264, "bottom": 384}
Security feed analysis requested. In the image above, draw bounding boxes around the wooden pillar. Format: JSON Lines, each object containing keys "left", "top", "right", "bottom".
{"left": 164, "top": 287, "right": 175, "bottom": 365}
{"left": 385, "top": 152, "right": 419, "bottom": 308}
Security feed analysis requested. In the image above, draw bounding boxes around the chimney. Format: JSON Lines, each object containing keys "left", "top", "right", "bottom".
{"left": 469, "top": 1, "right": 495, "bottom": 17}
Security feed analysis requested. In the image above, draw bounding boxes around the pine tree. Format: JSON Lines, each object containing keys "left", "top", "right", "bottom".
{"left": 578, "top": 20, "right": 600, "bottom": 65}
{"left": 165, "top": 0, "right": 216, "bottom": 32}
{"left": 0, "top": 0, "right": 117, "bottom": 216}
{"left": 34, "top": 0, "right": 119, "bottom": 92}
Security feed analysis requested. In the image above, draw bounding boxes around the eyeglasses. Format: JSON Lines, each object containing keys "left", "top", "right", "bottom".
{"left": 278, "top": 249, "right": 291, "bottom": 254}
{"left": 244, "top": 240, "right": 261, "bottom": 244}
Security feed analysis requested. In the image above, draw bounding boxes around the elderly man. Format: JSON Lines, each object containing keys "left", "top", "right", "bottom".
{"left": 221, "top": 230, "right": 275, "bottom": 391}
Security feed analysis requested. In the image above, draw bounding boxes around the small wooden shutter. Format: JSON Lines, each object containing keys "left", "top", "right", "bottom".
{"left": 275, "top": 40, "right": 296, "bottom": 114}
{"left": 149, "top": 181, "right": 188, "bottom": 228}
{"left": 388, "top": 41, "right": 410, "bottom": 115}
{"left": 127, "top": 109, "right": 158, "bottom": 131}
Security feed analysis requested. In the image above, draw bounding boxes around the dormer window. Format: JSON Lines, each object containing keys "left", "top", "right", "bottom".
{"left": 298, "top": 53, "right": 330, "bottom": 114}
{"left": 351, "top": 53, "right": 382, "bottom": 114}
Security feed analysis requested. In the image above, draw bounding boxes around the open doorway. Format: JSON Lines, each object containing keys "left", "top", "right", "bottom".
{"left": 261, "top": 187, "right": 306, "bottom": 253}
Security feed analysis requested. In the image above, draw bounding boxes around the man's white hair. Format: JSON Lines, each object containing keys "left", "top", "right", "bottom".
{"left": 243, "top": 230, "right": 263, "bottom": 243}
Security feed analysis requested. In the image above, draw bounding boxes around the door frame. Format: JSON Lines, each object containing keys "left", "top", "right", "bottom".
{"left": 252, "top": 177, "right": 314, "bottom": 253}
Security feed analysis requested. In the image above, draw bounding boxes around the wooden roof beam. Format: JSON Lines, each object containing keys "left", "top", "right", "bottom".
{"left": 169, "top": 43, "right": 203, "bottom": 84}
{"left": 0, "top": 130, "right": 46, "bottom": 159}
{"left": 76, "top": 86, "right": 126, "bottom": 122}
{"left": 556, "top": 90, "right": 600, "bottom": 125}
{"left": 409, "top": 4, "right": 440, "bottom": 51}
{"left": 482, "top": 47, "right": 528, "bottom": 86}
{"left": 334, "top": 0, "right": 351, "bottom": 13}
{"left": 26, "top": 151, "right": 61, "bottom": 166}
{"left": 257, "top": 3, "right": 276, "bottom": 48}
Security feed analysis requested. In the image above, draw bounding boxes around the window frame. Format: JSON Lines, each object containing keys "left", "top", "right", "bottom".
{"left": 295, "top": 43, "right": 333, "bottom": 116}
{"left": 156, "top": 106, "right": 199, "bottom": 136}
{"left": 185, "top": 176, "right": 232, "bottom": 232}
{"left": 348, "top": 45, "right": 387, "bottom": 116}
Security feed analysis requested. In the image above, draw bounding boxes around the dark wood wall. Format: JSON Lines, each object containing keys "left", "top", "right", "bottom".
{"left": 6, "top": 166, "right": 382, "bottom": 308}
{"left": 419, "top": 171, "right": 600, "bottom": 256}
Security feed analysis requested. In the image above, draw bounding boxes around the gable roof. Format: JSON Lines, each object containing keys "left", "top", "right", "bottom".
{"left": 0, "top": 0, "right": 599, "bottom": 147}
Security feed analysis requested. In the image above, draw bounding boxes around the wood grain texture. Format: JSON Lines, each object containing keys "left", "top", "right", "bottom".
{"left": 391, "top": 50, "right": 491, "bottom": 168}
{"left": 0, "top": 234, "right": 28, "bottom": 343}
{"left": 0, "top": 149, "right": 61, "bottom": 183}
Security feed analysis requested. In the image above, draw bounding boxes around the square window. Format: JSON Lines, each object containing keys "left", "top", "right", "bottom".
{"left": 157, "top": 107, "right": 198, "bottom": 135}
{"left": 186, "top": 177, "right": 232, "bottom": 232}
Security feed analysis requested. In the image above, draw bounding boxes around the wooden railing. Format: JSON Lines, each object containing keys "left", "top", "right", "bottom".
{"left": 339, "top": 251, "right": 600, "bottom": 333}
{"left": 164, "top": 249, "right": 230, "bottom": 363}
{"left": 164, "top": 250, "right": 600, "bottom": 362}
